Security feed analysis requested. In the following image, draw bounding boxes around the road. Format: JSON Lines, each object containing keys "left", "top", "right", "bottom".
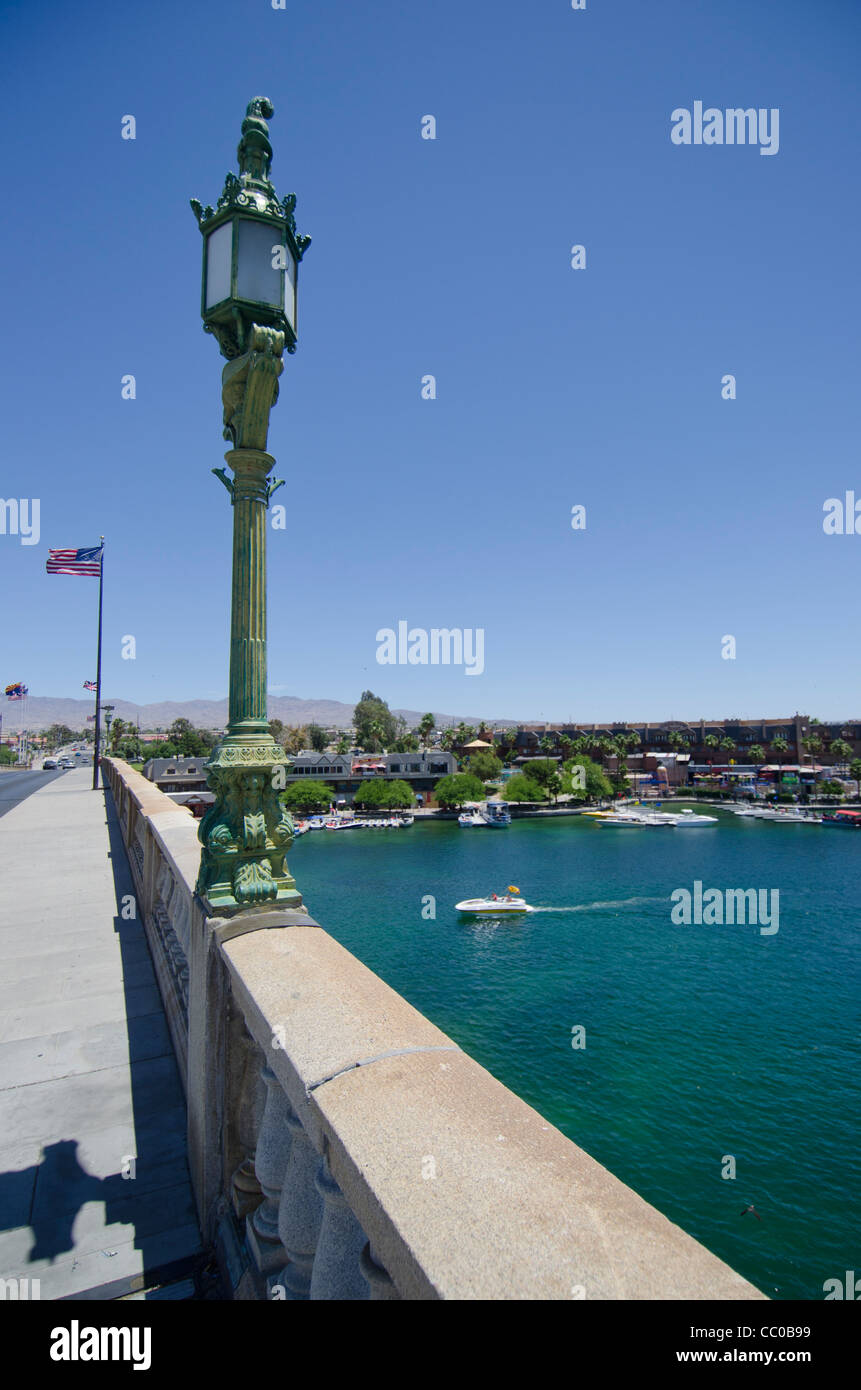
{"left": 0, "top": 768, "right": 64, "bottom": 818}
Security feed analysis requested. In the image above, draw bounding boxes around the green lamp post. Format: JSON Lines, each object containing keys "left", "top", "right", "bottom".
{"left": 191, "top": 97, "right": 311, "bottom": 913}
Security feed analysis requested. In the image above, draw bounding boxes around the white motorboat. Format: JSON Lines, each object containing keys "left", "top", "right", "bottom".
{"left": 596, "top": 811, "right": 671, "bottom": 828}
{"left": 458, "top": 806, "right": 486, "bottom": 827}
{"left": 666, "top": 808, "right": 718, "bottom": 826}
{"left": 456, "top": 888, "right": 534, "bottom": 915}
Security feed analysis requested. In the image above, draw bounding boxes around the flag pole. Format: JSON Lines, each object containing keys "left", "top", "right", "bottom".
{"left": 92, "top": 537, "right": 104, "bottom": 790}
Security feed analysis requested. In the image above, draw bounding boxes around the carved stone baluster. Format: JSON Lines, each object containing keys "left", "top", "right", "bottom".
{"left": 308, "top": 1152, "right": 370, "bottom": 1300}
{"left": 273, "top": 1108, "right": 324, "bottom": 1299}
{"left": 231, "top": 1031, "right": 266, "bottom": 1220}
{"left": 360, "top": 1242, "right": 400, "bottom": 1301}
{"left": 245, "top": 1065, "right": 292, "bottom": 1276}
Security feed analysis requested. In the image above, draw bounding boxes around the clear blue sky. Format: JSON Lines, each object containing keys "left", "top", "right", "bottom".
{"left": 2, "top": 0, "right": 859, "bottom": 723}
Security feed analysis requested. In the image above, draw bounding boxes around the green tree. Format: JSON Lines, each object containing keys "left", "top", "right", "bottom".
{"left": 563, "top": 755, "right": 612, "bottom": 802}
{"left": 353, "top": 691, "right": 398, "bottom": 751}
{"left": 282, "top": 781, "right": 335, "bottom": 815}
{"left": 501, "top": 729, "right": 519, "bottom": 762}
{"left": 336, "top": 735, "right": 350, "bottom": 756}
{"left": 0, "top": 745, "right": 16, "bottom": 765}
{"left": 802, "top": 734, "right": 823, "bottom": 763}
{"left": 418, "top": 713, "right": 436, "bottom": 746}
{"left": 771, "top": 736, "right": 790, "bottom": 783}
{"left": 829, "top": 739, "right": 853, "bottom": 775}
{"left": 748, "top": 744, "right": 765, "bottom": 764}
{"left": 46, "top": 723, "right": 76, "bottom": 749}
{"left": 818, "top": 779, "right": 843, "bottom": 801}
{"left": 269, "top": 718, "right": 286, "bottom": 747}
{"left": 433, "top": 772, "right": 485, "bottom": 809}
{"left": 467, "top": 750, "right": 503, "bottom": 783}
{"left": 849, "top": 758, "right": 861, "bottom": 785}
{"left": 524, "top": 758, "right": 559, "bottom": 791}
{"left": 353, "top": 778, "right": 415, "bottom": 811}
{"left": 505, "top": 774, "right": 547, "bottom": 803}
{"left": 308, "top": 723, "right": 327, "bottom": 752}
{"left": 116, "top": 737, "right": 143, "bottom": 762}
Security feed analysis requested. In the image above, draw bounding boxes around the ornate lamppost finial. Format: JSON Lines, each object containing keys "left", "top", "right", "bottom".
{"left": 238, "top": 97, "right": 275, "bottom": 181}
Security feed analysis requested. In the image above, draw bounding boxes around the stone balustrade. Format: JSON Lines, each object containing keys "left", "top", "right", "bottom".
{"left": 101, "top": 756, "right": 766, "bottom": 1301}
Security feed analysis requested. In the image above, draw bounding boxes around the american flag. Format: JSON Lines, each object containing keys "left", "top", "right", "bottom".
{"left": 83, "top": 680, "right": 97, "bottom": 692}
{"left": 46, "top": 545, "right": 103, "bottom": 576}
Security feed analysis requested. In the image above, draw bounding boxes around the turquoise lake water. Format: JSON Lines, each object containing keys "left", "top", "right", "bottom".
{"left": 291, "top": 808, "right": 860, "bottom": 1299}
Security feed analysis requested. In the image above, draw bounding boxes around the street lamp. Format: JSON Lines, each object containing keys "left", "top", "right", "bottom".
{"left": 103, "top": 705, "right": 115, "bottom": 751}
{"left": 190, "top": 97, "right": 311, "bottom": 914}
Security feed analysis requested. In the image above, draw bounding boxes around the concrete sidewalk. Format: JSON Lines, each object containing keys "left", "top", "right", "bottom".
{"left": 0, "top": 769, "right": 202, "bottom": 1298}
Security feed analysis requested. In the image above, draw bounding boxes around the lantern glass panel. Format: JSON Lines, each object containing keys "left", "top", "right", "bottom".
{"left": 205, "top": 222, "right": 233, "bottom": 309}
{"left": 284, "top": 250, "right": 297, "bottom": 331}
{"left": 236, "top": 218, "right": 283, "bottom": 308}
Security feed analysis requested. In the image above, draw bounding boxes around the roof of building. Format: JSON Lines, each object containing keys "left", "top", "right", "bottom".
{"left": 143, "top": 757, "right": 208, "bottom": 778}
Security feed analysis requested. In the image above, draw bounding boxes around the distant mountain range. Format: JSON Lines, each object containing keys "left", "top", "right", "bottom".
{"left": 6, "top": 695, "right": 520, "bottom": 732}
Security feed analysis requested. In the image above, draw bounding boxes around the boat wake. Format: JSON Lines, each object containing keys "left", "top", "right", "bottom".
{"left": 531, "top": 896, "right": 665, "bottom": 913}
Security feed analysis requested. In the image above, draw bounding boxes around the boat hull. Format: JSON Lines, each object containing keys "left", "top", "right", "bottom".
{"left": 455, "top": 898, "right": 534, "bottom": 915}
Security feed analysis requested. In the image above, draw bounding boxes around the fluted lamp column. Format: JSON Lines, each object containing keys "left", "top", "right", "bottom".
{"left": 190, "top": 97, "right": 311, "bottom": 914}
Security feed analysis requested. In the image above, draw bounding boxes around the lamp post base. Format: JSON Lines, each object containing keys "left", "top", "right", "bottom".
{"left": 196, "top": 732, "right": 302, "bottom": 915}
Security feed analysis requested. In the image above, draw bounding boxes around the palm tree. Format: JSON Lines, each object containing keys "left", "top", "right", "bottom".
{"left": 719, "top": 736, "right": 735, "bottom": 758}
{"left": 801, "top": 734, "right": 823, "bottom": 764}
{"left": 829, "top": 738, "right": 853, "bottom": 777}
{"left": 770, "top": 735, "right": 790, "bottom": 785}
{"left": 418, "top": 713, "right": 435, "bottom": 747}
{"left": 748, "top": 744, "right": 765, "bottom": 764}
{"left": 366, "top": 719, "right": 386, "bottom": 752}
{"left": 539, "top": 735, "right": 555, "bottom": 755}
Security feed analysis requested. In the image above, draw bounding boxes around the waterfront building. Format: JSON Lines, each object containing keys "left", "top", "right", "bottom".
{"left": 283, "top": 749, "right": 456, "bottom": 804}
{"left": 500, "top": 716, "right": 861, "bottom": 768}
